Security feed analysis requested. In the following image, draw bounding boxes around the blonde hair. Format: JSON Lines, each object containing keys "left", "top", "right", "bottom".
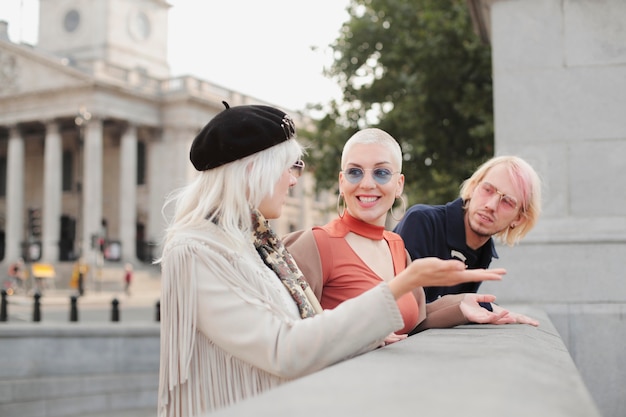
{"left": 460, "top": 155, "right": 542, "bottom": 246}
{"left": 160, "top": 139, "right": 304, "bottom": 250}
{"left": 341, "top": 128, "right": 402, "bottom": 171}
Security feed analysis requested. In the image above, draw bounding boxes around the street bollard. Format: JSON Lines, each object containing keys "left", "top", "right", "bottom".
{"left": 155, "top": 300, "right": 160, "bottom": 322}
{"left": 33, "top": 293, "right": 42, "bottom": 322}
{"left": 111, "top": 298, "right": 120, "bottom": 322}
{"left": 70, "top": 295, "right": 79, "bottom": 322}
{"left": 0, "top": 290, "right": 7, "bottom": 322}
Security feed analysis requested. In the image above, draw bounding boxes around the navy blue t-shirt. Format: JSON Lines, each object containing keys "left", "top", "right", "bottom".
{"left": 393, "top": 198, "right": 498, "bottom": 303}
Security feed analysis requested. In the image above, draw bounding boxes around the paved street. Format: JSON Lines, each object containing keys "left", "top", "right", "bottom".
{"left": 1, "top": 265, "right": 162, "bottom": 324}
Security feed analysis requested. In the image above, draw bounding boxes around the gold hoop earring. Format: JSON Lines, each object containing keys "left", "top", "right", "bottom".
{"left": 390, "top": 195, "right": 407, "bottom": 222}
{"left": 337, "top": 194, "right": 346, "bottom": 218}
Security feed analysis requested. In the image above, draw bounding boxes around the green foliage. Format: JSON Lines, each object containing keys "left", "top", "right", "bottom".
{"left": 303, "top": 0, "right": 494, "bottom": 205}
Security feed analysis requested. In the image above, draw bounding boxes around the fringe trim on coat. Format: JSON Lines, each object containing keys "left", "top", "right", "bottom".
{"left": 158, "top": 234, "right": 295, "bottom": 417}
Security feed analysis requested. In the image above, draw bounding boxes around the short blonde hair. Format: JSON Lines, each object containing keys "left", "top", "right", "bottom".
{"left": 341, "top": 128, "right": 402, "bottom": 171}
{"left": 460, "top": 156, "right": 542, "bottom": 246}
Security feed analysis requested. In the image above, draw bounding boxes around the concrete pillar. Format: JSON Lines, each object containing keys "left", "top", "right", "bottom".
{"left": 81, "top": 118, "right": 103, "bottom": 264}
{"left": 473, "top": 2, "right": 626, "bottom": 416}
{"left": 42, "top": 120, "right": 62, "bottom": 263}
{"left": 119, "top": 124, "right": 138, "bottom": 262}
{"left": 5, "top": 126, "right": 24, "bottom": 263}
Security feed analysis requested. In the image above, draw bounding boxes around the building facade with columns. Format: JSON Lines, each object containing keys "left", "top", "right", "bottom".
{"left": 0, "top": 0, "right": 333, "bottom": 268}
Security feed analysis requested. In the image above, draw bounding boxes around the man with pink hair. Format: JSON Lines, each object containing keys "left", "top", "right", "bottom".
{"left": 394, "top": 156, "right": 542, "bottom": 329}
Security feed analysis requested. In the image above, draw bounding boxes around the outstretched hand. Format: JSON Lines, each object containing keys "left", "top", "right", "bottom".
{"left": 407, "top": 257, "right": 506, "bottom": 288}
{"left": 389, "top": 258, "right": 506, "bottom": 301}
{"left": 491, "top": 303, "right": 540, "bottom": 326}
{"left": 460, "top": 294, "right": 539, "bottom": 327}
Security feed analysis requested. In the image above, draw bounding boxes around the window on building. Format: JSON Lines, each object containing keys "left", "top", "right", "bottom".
{"left": 137, "top": 141, "right": 146, "bottom": 185}
{"left": 62, "top": 151, "right": 73, "bottom": 191}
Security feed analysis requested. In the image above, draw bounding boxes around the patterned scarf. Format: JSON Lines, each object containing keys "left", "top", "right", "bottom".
{"left": 251, "top": 209, "right": 323, "bottom": 319}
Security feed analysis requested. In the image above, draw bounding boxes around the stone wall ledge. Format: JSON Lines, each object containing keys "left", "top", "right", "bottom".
{"left": 0, "top": 307, "right": 602, "bottom": 417}
{"left": 210, "top": 306, "right": 602, "bottom": 417}
{"left": 0, "top": 322, "right": 159, "bottom": 338}
{"left": 0, "top": 322, "right": 159, "bottom": 417}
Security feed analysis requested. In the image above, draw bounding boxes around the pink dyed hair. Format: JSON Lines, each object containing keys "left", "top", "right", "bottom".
{"left": 460, "top": 156, "right": 542, "bottom": 246}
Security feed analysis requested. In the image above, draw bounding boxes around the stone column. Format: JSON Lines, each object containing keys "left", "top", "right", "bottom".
{"left": 81, "top": 118, "right": 103, "bottom": 264}
{"left": 5, "top": 126, "right": 24, "bottom": 263}
{"left": 42, "top": 120, "right": 62, "bottom": 262}
{"left": 147, "top": 127, "right": 193, "bottom": 260}
{"left": 472, "top": 2, "right": 626, "bottom": 416}
{"left": 119, "top": 124, "right": 138, "bottom": 262}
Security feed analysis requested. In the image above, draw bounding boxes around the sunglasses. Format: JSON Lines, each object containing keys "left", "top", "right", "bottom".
{"left": 476, "top": 181, "right": 519, "bottom": 212}
{"left": 343, "top": 167, "right": 397, "bottom": 185}
{"left": 289, "top": 160, "right": 305, "bottom": 178}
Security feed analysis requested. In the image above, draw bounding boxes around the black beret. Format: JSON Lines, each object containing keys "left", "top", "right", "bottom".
{"left": 190, "top": 101, "right": 296, "bottom": 171}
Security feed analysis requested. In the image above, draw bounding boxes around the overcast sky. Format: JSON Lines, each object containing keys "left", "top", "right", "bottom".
{"left": 0, "top": 0, "right": 350, "bottom": 112}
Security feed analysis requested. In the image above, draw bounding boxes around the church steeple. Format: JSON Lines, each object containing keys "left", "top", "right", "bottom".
{"left": 37, "top": 0, "right": 171, "bottom": 78}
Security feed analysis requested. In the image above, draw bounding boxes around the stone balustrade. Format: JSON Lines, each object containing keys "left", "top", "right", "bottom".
{"left": 0, "top": 306, "right": 601, "bottom": 417}
{"left": 0, "top": 323, "right": 159, "bottom": 417}
{"left": 210, "top": 306, "right": 601, "bottom": 417}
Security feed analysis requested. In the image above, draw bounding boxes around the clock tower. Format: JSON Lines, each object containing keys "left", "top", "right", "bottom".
{"left": 37, "top": 0, "right": 171, "bottom": 78}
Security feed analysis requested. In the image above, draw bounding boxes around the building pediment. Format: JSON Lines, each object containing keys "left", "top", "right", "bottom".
{"left": 0, "top": 40, "right": 92, "bottom": 99}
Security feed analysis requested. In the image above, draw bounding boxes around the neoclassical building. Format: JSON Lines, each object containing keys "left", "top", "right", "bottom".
{"left": 0, "top": 0, "right": 332, "bottom": 268}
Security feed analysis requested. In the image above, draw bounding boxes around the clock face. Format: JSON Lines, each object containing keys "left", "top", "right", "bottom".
{"left": 129, "top": 10, "right": 151, "bottom": 41}
{"left": 63, "top": 9, "right": 80, "bottom": 32}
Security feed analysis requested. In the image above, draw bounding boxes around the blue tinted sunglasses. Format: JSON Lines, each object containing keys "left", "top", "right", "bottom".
{"left": 343, "top": 167, "right": 398, "bottom": 185}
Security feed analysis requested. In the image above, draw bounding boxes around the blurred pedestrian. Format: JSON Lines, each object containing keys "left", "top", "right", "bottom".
{"left": 5, "top": 258, "right": 25, "bottom": 295}
{"left": 72, "top": 258, "right": 88, "bottom": 296}
{"left": 124, "top": 263, "right": 133, "bottom": 295}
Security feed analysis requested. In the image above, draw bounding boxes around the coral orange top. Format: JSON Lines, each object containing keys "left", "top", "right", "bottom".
{"left": 285, "top": 213, "right": 420, "bottom": 334}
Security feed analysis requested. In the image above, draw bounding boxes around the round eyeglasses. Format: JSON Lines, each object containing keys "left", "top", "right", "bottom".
{"left": 342, "top": 167, "right": 398, "bottom": 185}
{"left": 289, "top": 160, "right": 305, "bottom": 178}
{"left": 476, "top": 181, "right": 519, "bottom": 212}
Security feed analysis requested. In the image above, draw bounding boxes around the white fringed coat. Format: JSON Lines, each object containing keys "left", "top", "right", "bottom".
{"left": 158, "top": 224, "right": 404, "bottom": 416}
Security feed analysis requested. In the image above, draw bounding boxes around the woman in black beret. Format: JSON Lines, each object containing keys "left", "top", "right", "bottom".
{"left": 156, "top": 102, "right": 506, "bottom": 417}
